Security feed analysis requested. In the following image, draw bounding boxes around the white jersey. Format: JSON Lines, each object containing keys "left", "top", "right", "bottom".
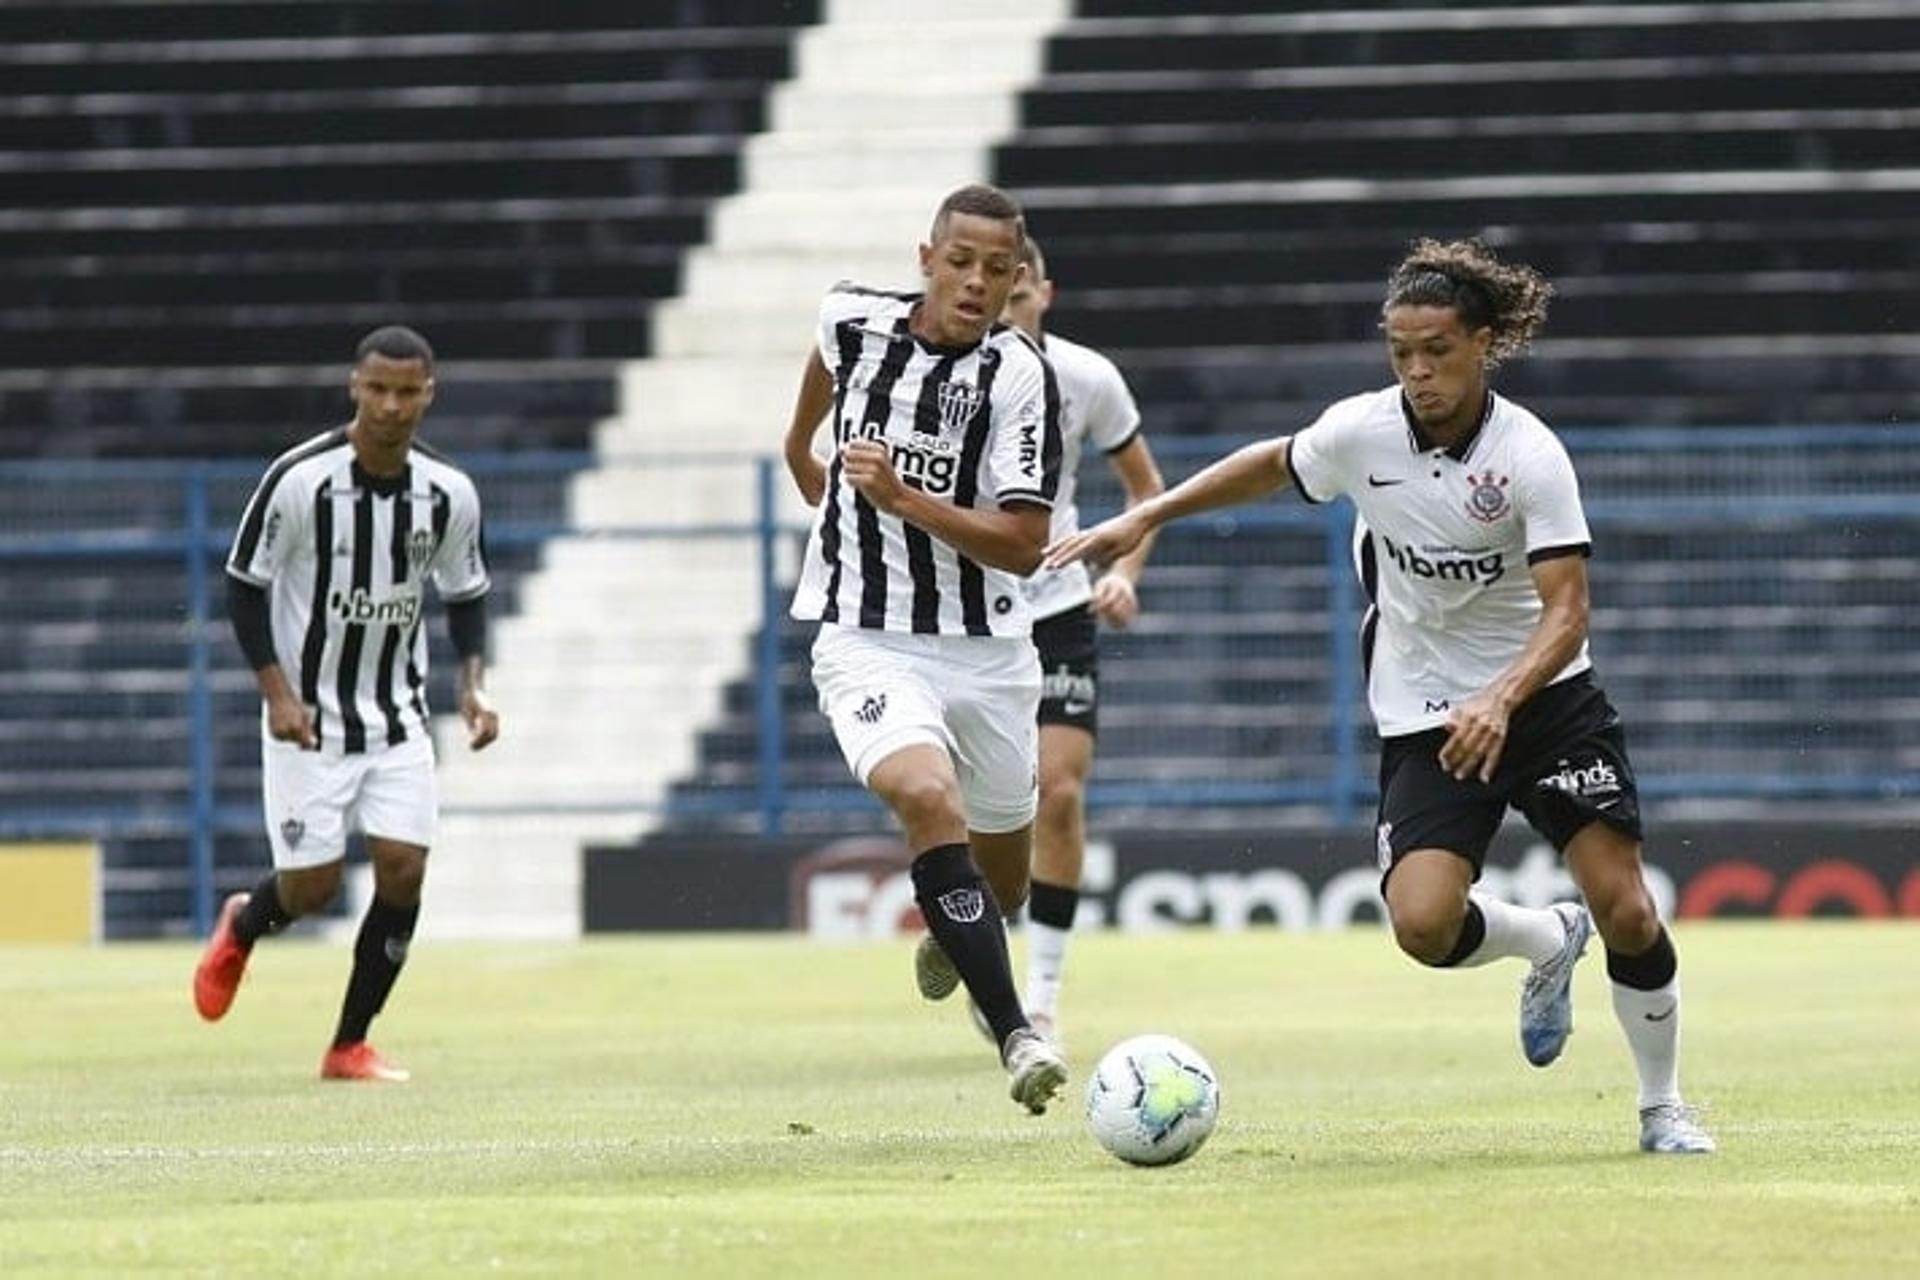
{"left": 1019, "top": 331, "right": 1142, "bottom": 621}
{"left": 1287, "top": 387, "right": 1593, "bottom": 737}
{"left": 226, "top": 427, "right": 490, "bottom": 755}
{"left": 791, "top": 284, "right": 1063, "bottom": 638}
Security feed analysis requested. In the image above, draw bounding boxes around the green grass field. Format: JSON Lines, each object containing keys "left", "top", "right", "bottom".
{"left": 3, "top": 923, "right": 1916, "bottom": 1277}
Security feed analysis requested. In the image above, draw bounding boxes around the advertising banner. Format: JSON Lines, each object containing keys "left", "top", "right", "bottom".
{"left": 584, "top": 823, "right": 1920, "bottom": 935}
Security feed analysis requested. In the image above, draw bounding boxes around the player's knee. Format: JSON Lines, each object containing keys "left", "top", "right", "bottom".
{"left": 1592, "top": 885, "right": 1661, "bottom": 952}
{"left": 1037, "top": 772, "right": 1082, "bottom": 831}
{"left": 1390, "top": 905, "right": 1462, "bottom": 967}
{"left": 886, "top": 770, "right": 965, "bottom": 834}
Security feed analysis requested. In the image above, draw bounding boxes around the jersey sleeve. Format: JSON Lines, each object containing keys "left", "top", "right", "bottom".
{"left": 431, "top": 475, "right": 492, "bottom": 601}
{"left": 1284, "top": 401, "right": 1356, "bottom": 505}
{"left": 817, "top": 284, "right": 878, "bottom": 371}
{"left": 1518, "top": 433, "right": 1593, "bottom": 560}
{"left": 1086, "top": 353, "right": 1143, "bottom": 454}
{"left": 225, "top": 464, "right": 306, "bottom": 586}
{"left": 988, "top": 342, "right": 1062, "bottom": 508}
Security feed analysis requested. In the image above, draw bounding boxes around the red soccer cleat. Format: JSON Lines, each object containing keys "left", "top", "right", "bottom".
{"left": 192, "top": 893, "right": 252, "bottom": 1022}
{"left": 320, "top": 1041, "right": 411, "bottom": 1083}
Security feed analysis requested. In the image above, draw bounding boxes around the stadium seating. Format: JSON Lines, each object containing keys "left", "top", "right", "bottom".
{"left": 655, "top": 0, "right": 1920, "bottom": 834}
{"left": 1012, "top": 0, "right": 1920, "bottom": 430}
{"left": 0, "top": 0, "right": 818, "bottom": 456}
{"left": 5, "top": 1, "right": 1918, "bottom": 927}
{"left": 0, "top": 1, "right": 821, "bottom": 934}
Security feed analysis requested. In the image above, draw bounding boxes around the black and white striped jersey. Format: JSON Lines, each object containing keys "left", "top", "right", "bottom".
{"left": 790, "top": 284, "right": 1064, "bottom": 637}
{"left": 226, "top": 427, "right": 490, "bottom": 754}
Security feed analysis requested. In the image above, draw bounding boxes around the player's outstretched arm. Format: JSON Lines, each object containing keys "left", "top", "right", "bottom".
{"left": 1046, "top": 436, "right": 1292, "bottom": 570}
{"left": 1091, "top": 435, "right": 1167, "bottom": 628}
{"left": 784, "top": 349, "right": 835, "bottom": 507}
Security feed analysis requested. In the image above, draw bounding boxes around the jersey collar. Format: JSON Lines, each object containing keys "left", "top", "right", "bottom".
{"left": 1400, "top": 390, "right": 1494, "bottom": 462}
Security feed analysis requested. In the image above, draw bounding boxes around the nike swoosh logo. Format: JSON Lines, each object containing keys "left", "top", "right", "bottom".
{"left": 1644, "top": 1005, "right": 1677, "bottom": 1023}
{"left": 1367, "top": 475, "right": 1405, "bottom": 487}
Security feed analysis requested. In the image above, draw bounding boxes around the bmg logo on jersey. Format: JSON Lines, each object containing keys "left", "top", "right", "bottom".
{"left": 329, "top": 586, "right": 422, "bottom": 628}
{"left": 1378, "top": 534, "right": 1505, "bottom": 585}
{"left": 851, "top": 418, "right": 962, "bottom": 495}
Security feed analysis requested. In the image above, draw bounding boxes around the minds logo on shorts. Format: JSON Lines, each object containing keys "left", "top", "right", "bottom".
{"left": 329, "top": 586, "right": 422, "bottom": 628}
{"left": 1378, "top": 534, "right": 1505, "bottom": 586}
{"left": 1538, "top": 757, "right": 1621, "bottom": 800}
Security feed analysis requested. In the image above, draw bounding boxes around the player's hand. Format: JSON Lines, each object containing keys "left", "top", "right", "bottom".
{"left": 1045, "top": 510, "right": 1149, "bottom": 571}
{"left": 1438, "top": 691, "right": 1510, "bottom": 783}
{"left": 460, "top": 685, "right": 500, "bottom": 751}
{"left": 1090, "top": 574, "right": 1140, "bottom": 629}
{"left": 265, "top": 692, "right": 318, "bottom": 750}
{"left": 840, "top": 439, "right": 906, "bottom": 514}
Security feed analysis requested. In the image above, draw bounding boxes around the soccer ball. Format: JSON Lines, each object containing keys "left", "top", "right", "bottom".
{"left": 1085, "top": 1034, "right": 1220, "bottom": 1166}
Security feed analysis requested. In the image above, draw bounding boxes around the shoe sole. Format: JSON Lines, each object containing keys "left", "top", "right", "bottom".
{"left": 1521, "top": 905, "right": 1591, "bottom": 1067}
{"left": 1009, "top": 1055, "right": 1068, "bottom": 1115}
{"left": 915, "top": 935, "right": 961, "bottom": 1001}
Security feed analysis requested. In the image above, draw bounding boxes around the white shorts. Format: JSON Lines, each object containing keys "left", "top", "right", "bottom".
{"left": 811, "top": 623, "right": 1041, "bottom": 834}
{"left": 261, "top": 734, "right": 438, "bottom": 869}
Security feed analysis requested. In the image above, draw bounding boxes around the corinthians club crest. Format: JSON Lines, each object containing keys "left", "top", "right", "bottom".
{"left": 1465, "top": 470, "right": 1511, "bottom": 523}
{"left": 936, "top": 380, "right": 983, "bottom": 433}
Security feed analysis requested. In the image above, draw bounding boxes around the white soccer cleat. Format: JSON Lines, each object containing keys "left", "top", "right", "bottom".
{"left": 1640, "top": 1103, "right": 1716, "bottom": 1154}
{"left": 1520, "top": 901, "right": 1593, "bottom": 1067}
{"left": 1002, "top": 1027, "right": 1068, "bottom": 1115}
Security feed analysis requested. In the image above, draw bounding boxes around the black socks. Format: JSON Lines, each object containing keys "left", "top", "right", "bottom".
{"left": 1606, "top": 925, "right": 1678, "bottom": 991}
{"left": 332, "top": 896, "right": 420, "bottom": 1047}
{"left": 232, "top": 873, "right": 293, "bottom": 947}
{"left": 911, "top": 843, "right": 1026, "bottom": 1049}
{"left": 1027, "top": 878, "right": 1079, "bottom": 931}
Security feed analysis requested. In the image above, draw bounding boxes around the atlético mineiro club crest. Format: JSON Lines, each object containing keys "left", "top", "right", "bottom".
{"left": 406, "top": 528, "right": 436, "bottom": 572}
{"left": 1465, "top": 471, "right": 1511, "bottom": 523}
{"left": 936, "top": 381, "right": 983, "bottom": 433}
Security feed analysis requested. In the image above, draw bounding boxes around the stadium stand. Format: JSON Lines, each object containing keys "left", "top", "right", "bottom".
{"left": 0, "top": 0, "right": 824, "bottom": 935}
{"left": 657, "top": 0, "right": 1920, "bottom": 834}
{"left": 3, "top": 1, "right": 1917, "bottom": 931}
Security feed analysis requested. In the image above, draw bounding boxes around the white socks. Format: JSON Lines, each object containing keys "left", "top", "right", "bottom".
{"left": 1023, "top": 918, "right": 1070, "bottom": 1016}
{"left": 1611, "top": 976, "right": 1683, "bottom": 1109}
{"left": 1460, "top": 892, "right": 1567, "bottom": 968}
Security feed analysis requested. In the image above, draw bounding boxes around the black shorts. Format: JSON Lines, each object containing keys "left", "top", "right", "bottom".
{"left": 1033, "top": 604, "right": 1099, "bottom": 734}
{"left": 1375, "top": 671, "right": 1643, "bottom": 882}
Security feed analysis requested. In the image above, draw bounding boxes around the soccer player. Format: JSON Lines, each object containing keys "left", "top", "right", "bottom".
{"left": 784, "top": 184, "right": 1070, "bottom": 1114}
{"left": 1047, "top": 239, "right": 1715, "bottom": 1154}
{"left": 1000, "top": 235, "right": 1163, "bottom": 1046}
{"left": 194, "top": 325, "right": 500, "bottom": 1083}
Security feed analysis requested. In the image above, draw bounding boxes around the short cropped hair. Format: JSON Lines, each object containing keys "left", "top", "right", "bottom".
{"left": 1017, "top": 232, "right": 1049, "bottom": 281}
{"left": 355, "top": 325, "right": 435, "bottom": 370}
{"left": 929, "top": 183, "right": 1027, "bottom": 251}
{"left": 1384, "top": 239, "right": 1552, "bottom": 366}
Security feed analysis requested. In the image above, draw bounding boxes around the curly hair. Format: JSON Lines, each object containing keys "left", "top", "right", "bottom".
{"left": 1384, "top": 238, "right": 1552, "bottom": 366}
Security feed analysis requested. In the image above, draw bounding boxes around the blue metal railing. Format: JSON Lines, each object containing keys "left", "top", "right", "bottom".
{"left": 3, "top": 428, "right": 1918, "bottom": 931}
